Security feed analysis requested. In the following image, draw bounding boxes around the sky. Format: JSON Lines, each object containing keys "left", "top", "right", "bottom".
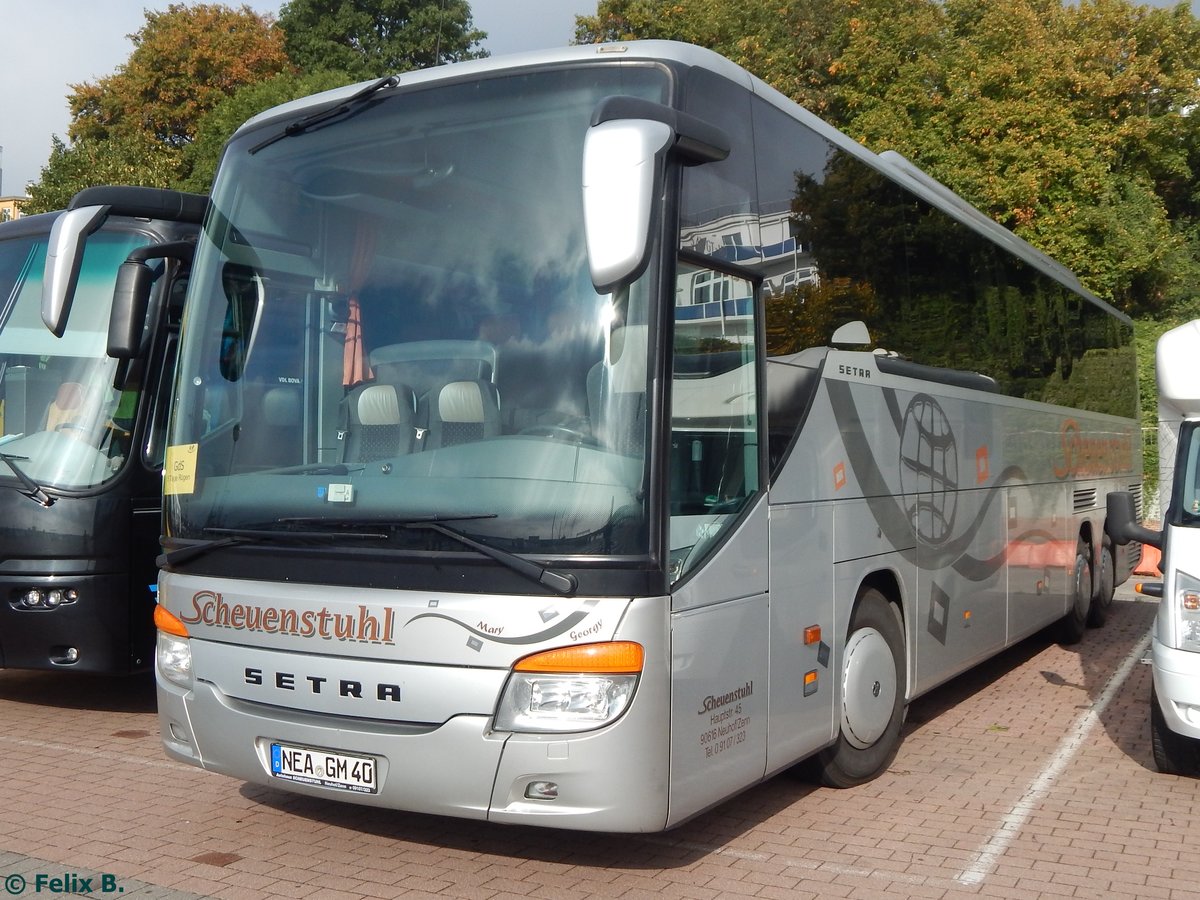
{"left": 3, "top": 0, "right": 1199, "bottom": 197}
{"left": 0, "top": 0, "right": 593, "bottom": 197}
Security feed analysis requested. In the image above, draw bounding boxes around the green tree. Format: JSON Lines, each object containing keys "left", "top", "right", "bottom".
{"left": 580, "top": 0, "right": 1200, "bottom": 319}
{"left": 180, "top": 70, "right": 358, "bottom": 192}
{"left": 833, "top": 0, "right": 1198, "bottom": 314}
{"left": 23, "top": 134, "right": 183, "bottom": 214}
{"left": 69, "top": 4, "right": 291, "bottom": 149}
{"left": 277, "top": 0, "right": 487, "bottom": 79}
{"left": 575, "top": 0, "right": 853, "bottom": 114}
{"left": 27, "top": 4, "right": 290, "bottom": 206}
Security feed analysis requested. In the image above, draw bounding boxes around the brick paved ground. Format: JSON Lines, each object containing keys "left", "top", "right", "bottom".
{"left": 0, "top": 589, "right": 1196, "bottom": 899}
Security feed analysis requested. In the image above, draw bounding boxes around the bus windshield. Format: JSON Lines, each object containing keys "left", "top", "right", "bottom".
{"left": 166, "top": 65, "right": 670, "bottom": 560}
{"left": 0, "top": 228, "right": 150, "bottom": 490}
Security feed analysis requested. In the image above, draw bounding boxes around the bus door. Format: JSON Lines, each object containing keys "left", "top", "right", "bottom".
{"left": 666, "top": 259, "right": 771, "bottom": 822}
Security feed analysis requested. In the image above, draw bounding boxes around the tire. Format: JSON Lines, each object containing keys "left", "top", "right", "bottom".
{"left": 813, "top": 588, "right": 906, "bottom": 788}
{"left": 1056, "top": 537, "right": 1092, "bottom": 645}
{"left": 1087, "top": 535, "right": 1115, "bottom": 629}
{"left": 1151, "top": 684, "right": 1200, "bottom": 776}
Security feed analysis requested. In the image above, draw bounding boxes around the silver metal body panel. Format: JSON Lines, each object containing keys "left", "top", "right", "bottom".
{"left": 158, "top": 574, "right": 674, "bottom": 831}
{"left": 770, "top": 350, "right": 1135, "bottom": 702}
{"left": 667, "top": 592, "right": 769, "bottom": 826}
{"left": 1152, "top": 524, "right": 1200, "bottom": 740}
{"left": 1152, "top": 635, "right": 1200, "bottom": 741}
{"left": 765, "top": 502, "right": 837, "bottom": 773}
{"left": 166, "top": 571, "right": 630, "bottom": 670}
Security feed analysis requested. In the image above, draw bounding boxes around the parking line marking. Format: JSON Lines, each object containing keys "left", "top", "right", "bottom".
{"left": 956, "top": 628, "right": 1152, "bottom": 886}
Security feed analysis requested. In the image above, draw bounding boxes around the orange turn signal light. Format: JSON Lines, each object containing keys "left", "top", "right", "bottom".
{"left": 804, "top": 625, "right": 821, "bottom": 645}
{"left": 514, "top": 641, "right": 644, "bottom": 674}
{"left": 154, "top": 604, "right": 190, "bottom": 638}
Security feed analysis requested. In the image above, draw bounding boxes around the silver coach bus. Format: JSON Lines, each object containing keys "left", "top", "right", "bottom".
{"left": 150, "top": 42, "right": 1139, "bottom": 830}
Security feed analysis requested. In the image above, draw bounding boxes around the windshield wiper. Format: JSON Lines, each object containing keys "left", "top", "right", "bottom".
{"left": 249, "top": 75, "right": 399, "bottom": 154}
{"left": 157, "top": 524, "right": 388, "bottom": 568}
{"left": 278, "top": 514, "right": 578, "bottom": 596}
{"left": 0, "top": 452, "right": 54, "bottom": 507}
{"left": 400, "top": 520, "right": 578, "bottom": 596}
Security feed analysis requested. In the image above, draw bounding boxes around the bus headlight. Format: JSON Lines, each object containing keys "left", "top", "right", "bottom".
{"left": 154, "top": 603, "right": 193, "bottom": 690}
{"left": 156, "top": 632, "right": 193, "bottom": 690}
{"left": 495, "top": 641, "right": 643, "bottom": 734}
{"left": 1175, "top": 571, "right": 1200, "bottom": 652}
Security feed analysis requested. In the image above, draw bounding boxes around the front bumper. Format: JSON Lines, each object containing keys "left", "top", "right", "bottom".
{"left": 157, "top": 656, "right": 671, "bottom": 832}
{"left": 1151, "top": 636, "right": 1200, "bottom": 741}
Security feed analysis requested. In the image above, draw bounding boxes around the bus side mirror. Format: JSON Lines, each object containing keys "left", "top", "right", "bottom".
{"left": 583, "top": 118, "right": 673, "bottom": 294}
{"left": 108, "top": 260, "right": 155, "bottom": 359}
{"left": 1106, "top": 490, "right": 1162, "bottom": 549}
{"left": 583, "top": 97, "right": 731, "bottom": 294}
{"left": 108, "top": 240, "right": 195, "bottom": 360}
{"left": 42, "top": 204, "right": 111, "bottom": 337}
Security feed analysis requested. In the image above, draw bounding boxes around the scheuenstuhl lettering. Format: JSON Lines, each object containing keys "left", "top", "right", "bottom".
{"left": 179, "top": 590, "right": 396, "bottom": 644}
{"left": 696, "top": 681, "right": 753, "bottom": 715}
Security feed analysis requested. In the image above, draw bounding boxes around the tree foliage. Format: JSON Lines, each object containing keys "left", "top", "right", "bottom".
{"left": 68, "top": 4, "right": 291, "bottom": 149}
{"left": 277, "top": 0, "right": 487, "bottom": 79}
{"left": 27, "top": 1, "right": 490, "bottom": 206}
{"left": 179, "top": 69, "right": 358, "bottom": 193}
{"left": 23, "top": 134, "right": 184, "bottom": 215}
{"left": 25, "top": 4, "right": 290, "bottom": 211}
{"left": 575, "top": 0, "right": 1200, "bottom": 319}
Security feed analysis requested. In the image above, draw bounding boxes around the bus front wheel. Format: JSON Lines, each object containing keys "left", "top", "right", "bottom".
{"left": 1151, "top": 685, "right": 1200, "bottom": 777}
{"left": 813, "top": 588, "right": 906, "bottom": 788}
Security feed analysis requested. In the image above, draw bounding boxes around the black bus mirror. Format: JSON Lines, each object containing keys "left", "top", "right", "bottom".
{"left": 1106, "top": 490, "right": 1162, "bottom": 549}
{"left": 108, "top": 260, "right": 156, "bottom": 359}
{"left": 108, "top": 240, "right": 195, "bottom": 360}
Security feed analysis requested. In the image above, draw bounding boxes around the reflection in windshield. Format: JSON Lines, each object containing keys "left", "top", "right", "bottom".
{"left": 167, "top": 66, "right": 670, "bottom": 557}
{"left": 0, "top": 230, "right": 149, "bottom": 489}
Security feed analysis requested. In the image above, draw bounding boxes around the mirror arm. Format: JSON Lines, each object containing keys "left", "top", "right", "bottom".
{"left": 108, "top": 241, "right": 196, "bottom": 360}
{"left": 1106, "top": 491, "right": 1163, "bottom": 550}
{"left": 590, "top": 96, "right": 730, "bottom": 165}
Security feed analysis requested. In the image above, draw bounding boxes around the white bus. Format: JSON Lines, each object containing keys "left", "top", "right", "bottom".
{"left": 150, "top": 42, "right": 1140, "bottom": 831}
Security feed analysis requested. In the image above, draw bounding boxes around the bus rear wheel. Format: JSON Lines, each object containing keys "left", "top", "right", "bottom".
{"left": 1056, "top": 537, "right": 1092, "bottom": 644}
{"left": 1087, "top": 535, "right": 1115, "bottom": 628}
{"left": 813, "top": 588, "right": 906, "bottom": 788}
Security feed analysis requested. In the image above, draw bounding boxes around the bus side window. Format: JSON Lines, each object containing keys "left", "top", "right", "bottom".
{"left": 670, "top": 261, "right": 759, "bottom": 580}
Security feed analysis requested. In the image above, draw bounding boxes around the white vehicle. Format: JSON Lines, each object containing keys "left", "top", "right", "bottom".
{"left": 147, "top": 42, "right": 1139, "bottom": 831}
{"left": 1108, "top": 319, "right": 1200, "bottom": 774}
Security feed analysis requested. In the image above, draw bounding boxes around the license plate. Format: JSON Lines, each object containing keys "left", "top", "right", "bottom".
{"left": 270, "top": 742, "right": 378, "bottom": 794}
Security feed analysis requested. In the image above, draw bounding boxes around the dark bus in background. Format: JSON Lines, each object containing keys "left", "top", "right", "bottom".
{"left": 0, "top": 187, "right": 203, "bottom": 673}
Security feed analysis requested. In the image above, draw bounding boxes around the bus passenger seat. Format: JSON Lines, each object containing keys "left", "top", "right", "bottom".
{"left": 342, "top": 383, "right": 417, "bottom": 462}
{"left": 588, "top": 324, "right": 648, "bottom": 456}
{"left": 421, "top": 379, "right": 501, "bottom": 449}
{"left": 254, "top": 386, "right": 304, "bottom": 468}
